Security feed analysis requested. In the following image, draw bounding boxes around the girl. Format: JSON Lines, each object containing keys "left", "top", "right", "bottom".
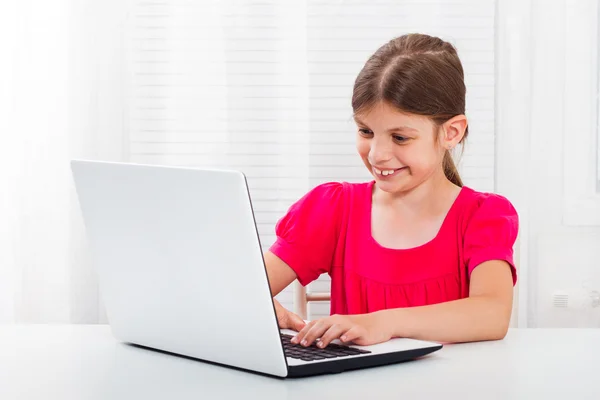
{"left": 264, "top": 33, "right": 518, "bottom": 347}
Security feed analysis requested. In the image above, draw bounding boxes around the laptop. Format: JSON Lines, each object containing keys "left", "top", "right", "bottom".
{"left": 70, "top": 160, "right": 442, "bottom": 378}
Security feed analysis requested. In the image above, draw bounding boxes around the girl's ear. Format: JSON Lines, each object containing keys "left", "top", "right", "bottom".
{"left": 440, "top": 115, "right": 468, "bottom": 149}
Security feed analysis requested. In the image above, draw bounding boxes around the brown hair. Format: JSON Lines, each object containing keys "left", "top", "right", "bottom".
{"left": 351, "top": 33, "right": 468, "bottom": 187}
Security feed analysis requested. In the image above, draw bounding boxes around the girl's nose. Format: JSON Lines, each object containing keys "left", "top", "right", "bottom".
{"left": 369, "top": 140, "right": 394, "bottom": 165}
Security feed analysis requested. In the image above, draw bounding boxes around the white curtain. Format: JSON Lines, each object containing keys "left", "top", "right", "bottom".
{"left": 0, "top": 0, "right": 125, "bottom": 323}
{"left": 1, "top": 0, "right": 498, "bottom": 324}
{"left": 0, "top": 0, "right": 76, "bottom": 323}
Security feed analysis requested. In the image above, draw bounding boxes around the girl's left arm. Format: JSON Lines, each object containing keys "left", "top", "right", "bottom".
{"left": 381, "top": 260, "right": 514, "bottom": 343}
{"left": 292, "top": 260, "right": 514, "bottom": 347}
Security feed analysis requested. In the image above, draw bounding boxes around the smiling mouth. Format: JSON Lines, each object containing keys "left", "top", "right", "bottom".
{"left": 372, "top": 167, "right": 406, "bottom": 177}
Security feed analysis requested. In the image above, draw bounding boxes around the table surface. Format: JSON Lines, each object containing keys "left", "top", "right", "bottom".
{"left": 0, "top": 325, "right": 599, "bottom": 400}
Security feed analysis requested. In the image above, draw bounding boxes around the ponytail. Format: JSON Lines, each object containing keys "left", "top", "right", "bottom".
{"left": 443, "top": 150, "right": 463, "bottom": 187}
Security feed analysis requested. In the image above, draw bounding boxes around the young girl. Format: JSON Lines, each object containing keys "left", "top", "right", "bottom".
{"left": 264, "top": 33, "right": 518, "bottom": 348}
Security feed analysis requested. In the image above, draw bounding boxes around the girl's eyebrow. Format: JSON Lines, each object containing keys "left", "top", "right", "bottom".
{"left": 388, "top": 126, "right": 418, "bottom": 133}
{"left": 353, "top": 117, "right": 418, "bottom": 133}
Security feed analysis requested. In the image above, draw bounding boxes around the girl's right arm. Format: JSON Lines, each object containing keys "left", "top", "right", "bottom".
{"left": 263, "top": 182, "right": 345, "bottom": 332}
{"left": 264, "top": 250, "right": 306, "bottom": 332}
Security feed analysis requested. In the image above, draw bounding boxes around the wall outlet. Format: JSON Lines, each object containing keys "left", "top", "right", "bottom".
{"left": 552, "top": 288, "right": 600, "bottom": 309}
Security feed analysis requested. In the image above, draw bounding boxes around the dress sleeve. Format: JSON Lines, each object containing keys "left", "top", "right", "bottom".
{"left": 463, "top": 194, "right": 519, "bottom": 285}
{"left": 268, "top": 182, "right": 345, "bottom": 286}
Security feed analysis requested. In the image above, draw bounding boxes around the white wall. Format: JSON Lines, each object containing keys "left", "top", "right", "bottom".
{"left": 496, "top": 0, "right": 600, "bottom": 328}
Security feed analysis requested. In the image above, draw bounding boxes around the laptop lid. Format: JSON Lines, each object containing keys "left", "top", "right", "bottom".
{"left": 71, "top": 160, "right": 288, "bottom": 377}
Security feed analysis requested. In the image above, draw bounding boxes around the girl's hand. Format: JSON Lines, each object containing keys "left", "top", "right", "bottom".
{"left": 291, "top": 312, "right": 392, "bottom": 348}
{"left": 273, "top": 299, "right": 306, "bottom": 332}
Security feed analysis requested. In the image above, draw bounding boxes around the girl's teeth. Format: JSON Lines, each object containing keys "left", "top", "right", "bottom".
{"left": 373, "top": 168, "right": 396, "bottom": 176}
{"left": 374, "top": 168, "right": 397, "bottom": 176}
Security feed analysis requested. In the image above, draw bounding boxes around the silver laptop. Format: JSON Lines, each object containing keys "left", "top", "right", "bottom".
{"left": 70, "top": 160, "right": 442, "bottom": 378}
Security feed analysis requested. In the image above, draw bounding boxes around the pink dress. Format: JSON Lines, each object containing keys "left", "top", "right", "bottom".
{"left": 269, "top": 181, "right": 518, "bottom": 315}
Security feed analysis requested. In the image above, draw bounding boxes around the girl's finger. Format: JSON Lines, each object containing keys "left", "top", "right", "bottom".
{"left": 290, "top": 312, "right": 306, "bottom": 332}
{"left": 340, "top": 326, "right": 362, "bottom": 344}
{"left": 299, "top": 320, "right": 330, "bottom": 347}
{"left": 317, "top": 324, "right": 346, "bottom": 348}
{"left": 291, "top": 320, "right": 316, "bottom": 344}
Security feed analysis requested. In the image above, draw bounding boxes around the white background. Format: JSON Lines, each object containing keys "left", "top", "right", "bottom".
{"left": 0, "top": 0, "right": 598, "bottom": 327}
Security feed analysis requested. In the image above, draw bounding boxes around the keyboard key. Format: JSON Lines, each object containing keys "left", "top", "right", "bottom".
{"left": 280, "top": 332, "right": 371, "bottom": 361}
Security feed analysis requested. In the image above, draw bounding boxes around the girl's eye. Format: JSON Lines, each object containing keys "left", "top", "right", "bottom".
{"left": 358, "top": 128, "right": 373, "bottom": 136}
{"left": 393, "top": 135, "right": 408, "bottom": 143}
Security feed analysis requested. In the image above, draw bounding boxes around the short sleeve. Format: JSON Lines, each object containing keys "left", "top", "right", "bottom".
{"left": 463, "top": 194, "right": 519, "bottom": 285}
{"left": 268, "top": 182, "right": 344, "bottom": 286}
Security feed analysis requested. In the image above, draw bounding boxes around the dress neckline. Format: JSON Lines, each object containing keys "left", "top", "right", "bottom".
{"left": 366, "top": 180, "right": 468, "bottom": 252}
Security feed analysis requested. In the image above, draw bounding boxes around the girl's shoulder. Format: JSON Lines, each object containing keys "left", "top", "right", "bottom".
{"left": 457, "top": 187, "right": 519, "bottom": 285}
{"left": 456, "top": 186, "right": 519, "bottom": 239}
{"left": 297, "top": 180, "right": 372, "bottom": 207}
{"left": 458, "top": 186, "right": 518, "bottom": 218}
{"left": 276, "top": 181, "right": 349, "bottom": 228}
{"left": 289, "top": 181, "right": 346, "bottom": 210}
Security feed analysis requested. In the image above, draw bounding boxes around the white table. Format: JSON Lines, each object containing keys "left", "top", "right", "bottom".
{"left": 0, "top": 325, "right": 598, "bottom": 399}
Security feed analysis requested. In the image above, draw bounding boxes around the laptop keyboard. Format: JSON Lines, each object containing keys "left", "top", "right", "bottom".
{"left": 280, "top": 333, "right": 371, "bottom": 362}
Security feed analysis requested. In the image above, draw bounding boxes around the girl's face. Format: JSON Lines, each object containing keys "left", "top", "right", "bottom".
{"left": 355, "top": 102, "right": 446, "bottom": 195}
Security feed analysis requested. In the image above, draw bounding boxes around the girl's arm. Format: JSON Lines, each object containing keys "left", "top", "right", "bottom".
{"left": 292, "top": 260, "right": 514, "bottom": 347}
{"left": 379, "top": 260, "right": 514, "bottom": 343}
{"left": 264, "top": 251, "right": 307, "bottom": 331}
{"left": 264, "top": 250, "right": 297, "bottom": 297}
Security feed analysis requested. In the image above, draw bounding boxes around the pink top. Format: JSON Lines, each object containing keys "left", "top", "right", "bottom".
{"left": 269, "top": 181, "right": 519, "bottom": 315}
